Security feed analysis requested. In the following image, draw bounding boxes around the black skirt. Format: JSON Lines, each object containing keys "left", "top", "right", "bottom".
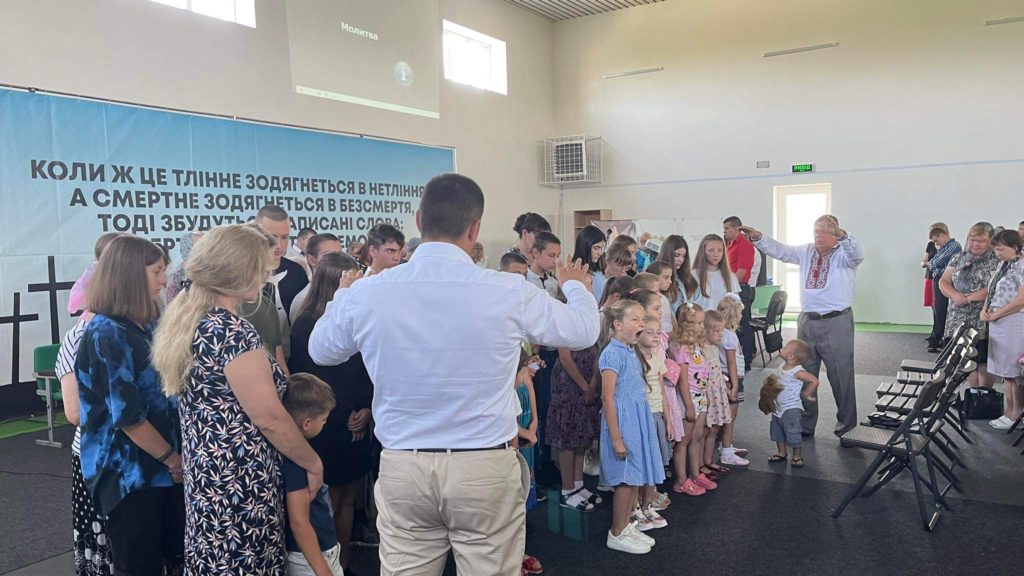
{"left": 309, "top": 421, "right": 372, "bottom": 487}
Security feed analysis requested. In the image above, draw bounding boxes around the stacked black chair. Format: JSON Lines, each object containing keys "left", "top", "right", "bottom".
{"left": 750, "top": 290, "right": 787, "bottom": 367}
{"left": 899, "top": 322, "right": 970, "bottom": 374}
{"left": 874, "top": 327, "right": 978, "bottom": 445}
{"left": 833, "top": 350, "right": 977, "bottom": 531}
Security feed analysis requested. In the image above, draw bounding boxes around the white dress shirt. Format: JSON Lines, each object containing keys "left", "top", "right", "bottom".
{"left": 750, "top": 249, "right": 762, "bottom": 286}
{"left": 289, "top": 284, "right": 311, "bottom": 322}
{"left": 527, "top": 268, "right": 560, "bottom": 298}
{"left": 309, "top": 241, "right": 600, "bottom": 449}
{"left": 754, "top": 234, "right": 865, "bottom": 314}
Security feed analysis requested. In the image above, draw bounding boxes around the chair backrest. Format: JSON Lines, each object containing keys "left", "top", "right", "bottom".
{"left": 924, "top": 353, "right": 978, "bottom": 435}
{"left": 933, "top": 322, "right": 971, "bottom": 368}
{"left": 765, "top": 290, "right": 788, "bottom": 326}
{"left": 34, "top": 344, "right": 60, "bottom": 375}
{"left": 34, "top": 344, "right": 61, "bottom": 397}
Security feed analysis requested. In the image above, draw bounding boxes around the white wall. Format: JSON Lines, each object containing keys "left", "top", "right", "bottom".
{"left": 552, "top": 0, "right": 1024, "bottom": 324}
{"left": 0, "top": 0, "right": 556, "bottom": 260}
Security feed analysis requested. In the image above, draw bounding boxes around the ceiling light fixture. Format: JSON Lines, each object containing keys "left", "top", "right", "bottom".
{"left": 602, "top": 67, "right": 664, "bottom": 79}
{"left": 763, "top": 42, "right": 839, "bottom": 58}
{"left": 984, "top": 16, "right": 1024, "bottom": 26}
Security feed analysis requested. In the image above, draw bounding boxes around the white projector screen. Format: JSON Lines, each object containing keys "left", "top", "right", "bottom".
{"left": 286, "top": 0, "right": 441, "bottom": 119}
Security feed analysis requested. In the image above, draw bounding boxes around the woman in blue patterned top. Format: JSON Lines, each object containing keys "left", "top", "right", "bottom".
{"left": 75, "top": 235, "right": 184, "bottom": 575}
{"left": 154, "top": 224, "right": 323, "bottom": 576}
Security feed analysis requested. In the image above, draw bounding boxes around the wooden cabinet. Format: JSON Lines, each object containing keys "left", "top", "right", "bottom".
{"left": 572, "top": 209, "right": 613, "bottom": 237}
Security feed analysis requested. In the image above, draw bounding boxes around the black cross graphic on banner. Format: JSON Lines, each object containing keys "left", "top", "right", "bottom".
{"left": 28, "top": 255, "right": 76, "bottom": 344}
{"left": 0, "top": 292, "right": 40, "bottom": 386}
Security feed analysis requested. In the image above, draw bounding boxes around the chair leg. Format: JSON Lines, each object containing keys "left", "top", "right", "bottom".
{"left": 925, "top": 446, "right": 946, "bottom": 528}
{"left": 923, "top": 446, "right": 951, "bottom": 512}
{"left": 947, "top": 414, "right": 972, "bottom": 444}
{"left": 930, "top": 455, "right": 963, "bottom": 493}
{"left": 832, "top": 450, "right": 890, "bottom": 519}
{"left": 933, "top": 432, "right": 964, "bottom": 469}
{"left": 864, "top": 458, "right": 906, "bottom": 496}
{"left": 758, "top": 332, "right": 768, "bottom": 367}
{"left": 906, "top": 446, "right": 935, "bottom": 531}
{"left": 35, "top": 377, "right": 62, "bottom": 449}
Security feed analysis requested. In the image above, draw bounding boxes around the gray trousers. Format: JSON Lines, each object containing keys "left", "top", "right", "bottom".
{"left": 797, "top": 309, "right": 857, "bottom": 435}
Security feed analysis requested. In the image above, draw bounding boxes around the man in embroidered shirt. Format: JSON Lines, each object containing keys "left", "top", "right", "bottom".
{"left": 724, "top": 216, "right": 757, "bottom": 370}
{"left": 740, "top": 215, "right": 865, "bottom": 436}
{"left": 309, "top": 174, "right": 598, "bottom": 576}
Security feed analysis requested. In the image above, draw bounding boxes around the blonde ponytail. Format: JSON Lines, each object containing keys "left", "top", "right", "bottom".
{"left": 153, "top": 225, "right": 271, "bottom": 396}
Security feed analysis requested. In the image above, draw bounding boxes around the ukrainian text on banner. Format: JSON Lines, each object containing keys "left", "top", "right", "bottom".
{"left": 0, "top": 88, "right": 455, "bottom": 386}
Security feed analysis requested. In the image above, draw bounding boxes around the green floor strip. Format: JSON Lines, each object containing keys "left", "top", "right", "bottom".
{"left": 780, "top": 315, "right": 930, "bottom": 334}
{"left": 0, "top": 414, "right": 69, "bottom": 440}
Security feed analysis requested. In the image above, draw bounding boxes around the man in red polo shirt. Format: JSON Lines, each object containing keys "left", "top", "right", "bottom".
{"left": 724, "top": 216, "right": 756, "bottom": 370}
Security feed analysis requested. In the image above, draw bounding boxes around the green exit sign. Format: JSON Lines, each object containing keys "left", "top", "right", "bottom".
{"left": 792, "top": 164, "right": 814, "bottom": 173}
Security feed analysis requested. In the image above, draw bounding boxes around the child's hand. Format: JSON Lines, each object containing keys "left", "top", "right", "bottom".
{"left": 728, "top": 389, "right": 739, "bottom": 402}
{"left": 684, "top": 412, "right": 695, "bottom": 423}
{"left": 803, "top": 393, "right": 817, "bottom": 402}
{"left": 519, "top": 429, "right": 537, "bottom": 447}
{"left": 584, "top": 386, "right": 597, "bottom": 404}
{"left": 613, "top": 438, "right": 628, "bottom": 459}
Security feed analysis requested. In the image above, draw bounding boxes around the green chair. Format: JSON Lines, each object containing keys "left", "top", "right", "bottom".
{"left": 34, "top": 344, "right": 63, "bottom": 448}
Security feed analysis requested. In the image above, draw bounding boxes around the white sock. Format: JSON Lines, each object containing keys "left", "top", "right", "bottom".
{"left": 574, "top": 480, "right": 584, "bottom": 491}
{"left": 562, "top": 488, "right": 575, "bottom": 496}
{"left": 565, "top": 491, "right": 588, "bottom": 508}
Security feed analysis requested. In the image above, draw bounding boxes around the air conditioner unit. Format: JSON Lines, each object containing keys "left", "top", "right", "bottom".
{"left": 539, "top": 135, "right": 602, "bottom": 187}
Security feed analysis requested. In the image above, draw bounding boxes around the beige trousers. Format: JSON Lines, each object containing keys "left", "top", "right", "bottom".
{"left": 375, "top": 447, "right": 528, "bottom": 576}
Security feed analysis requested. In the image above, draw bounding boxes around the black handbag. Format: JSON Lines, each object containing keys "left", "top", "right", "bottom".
{"left": 960, "top": 387, "right": 1004, "bottom": 420}
{"left": 764, "top": 330, "right": 784, "bottom": 354}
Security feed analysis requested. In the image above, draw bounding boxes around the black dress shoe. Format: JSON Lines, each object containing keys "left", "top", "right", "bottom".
{"left": 801, "top": 430, "right": 815, "bottom": 438}
{"left": 927, "top": 345, "right": 940, "bottom": 353}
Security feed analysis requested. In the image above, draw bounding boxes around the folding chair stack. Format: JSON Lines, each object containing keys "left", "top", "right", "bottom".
{"left": 873, "top": 326, "right": 977, "bottom": 448}
{"left": 833, "top": 344, "right": 978, "bottom": 531}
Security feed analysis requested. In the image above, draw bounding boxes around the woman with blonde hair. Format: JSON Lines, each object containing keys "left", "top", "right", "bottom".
{"left": 154, "top": 224, "right": 323, "bottom": 575}
{"left": 939, "top": 222, "right": 999, "bottom": 389}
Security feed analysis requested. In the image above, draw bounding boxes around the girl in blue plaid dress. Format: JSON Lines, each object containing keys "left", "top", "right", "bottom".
{"left": 599, "top": 300, "right": 665, "bottom": 554}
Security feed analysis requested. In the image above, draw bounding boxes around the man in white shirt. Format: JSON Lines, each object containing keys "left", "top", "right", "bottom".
{"left": 741, "top": 215, "right": 865, "bottom": 436}
{"left": 309, "top": 174, "right": 598, "bottom": 576}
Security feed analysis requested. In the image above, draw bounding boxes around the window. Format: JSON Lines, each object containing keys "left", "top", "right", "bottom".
{"left": 442, "top": 20, "right": 507, "bottom": 95}
{"left": 773, "top": 183, "right": 832, "bottom": 311}
{"left": 149, "top": 0, "right": 256, "bottom": 28}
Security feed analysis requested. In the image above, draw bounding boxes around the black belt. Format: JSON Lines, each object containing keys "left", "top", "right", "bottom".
{"left": 405, "top": 441, "right": 511, "bottom": 453}
{"left": 805, "top": 307, "right": 851, "bottom": 321}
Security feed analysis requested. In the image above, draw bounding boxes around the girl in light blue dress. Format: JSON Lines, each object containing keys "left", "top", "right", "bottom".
{"left": 599, "top": 300, "right": 665, "bottom": 554}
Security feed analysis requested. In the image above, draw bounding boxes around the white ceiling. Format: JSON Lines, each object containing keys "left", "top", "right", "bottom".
{"left": 504, "top": 0, "right": 668, "bottom": 22}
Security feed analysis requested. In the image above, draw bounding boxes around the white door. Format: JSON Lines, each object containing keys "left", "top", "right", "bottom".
{"left": 773, "top": 183, "right": 832, "bottom": 311}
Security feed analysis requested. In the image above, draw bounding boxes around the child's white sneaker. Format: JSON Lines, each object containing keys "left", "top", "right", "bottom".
{"left": 630, "top": 505, "right": 655, "bottom": 531}
{"left": 720, "top": 447, "right": 750, "bottom": 467}
{"left": 643, "top": 503, "right": 668, "bottom": 529}
{"left": 607, "top": 522, "right": 651, "bottom": 554}
{"left": 627, "top": 521, "right": 655, "bottom": 547}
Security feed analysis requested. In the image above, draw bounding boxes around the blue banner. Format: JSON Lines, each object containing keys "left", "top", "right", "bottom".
{"left": 0, "top": 88, "right": 454, "bottom": 386}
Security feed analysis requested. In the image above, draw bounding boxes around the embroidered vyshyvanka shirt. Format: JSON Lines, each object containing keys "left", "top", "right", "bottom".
{"left": 754, "top": 235, "right": 865, "bottom": 314}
